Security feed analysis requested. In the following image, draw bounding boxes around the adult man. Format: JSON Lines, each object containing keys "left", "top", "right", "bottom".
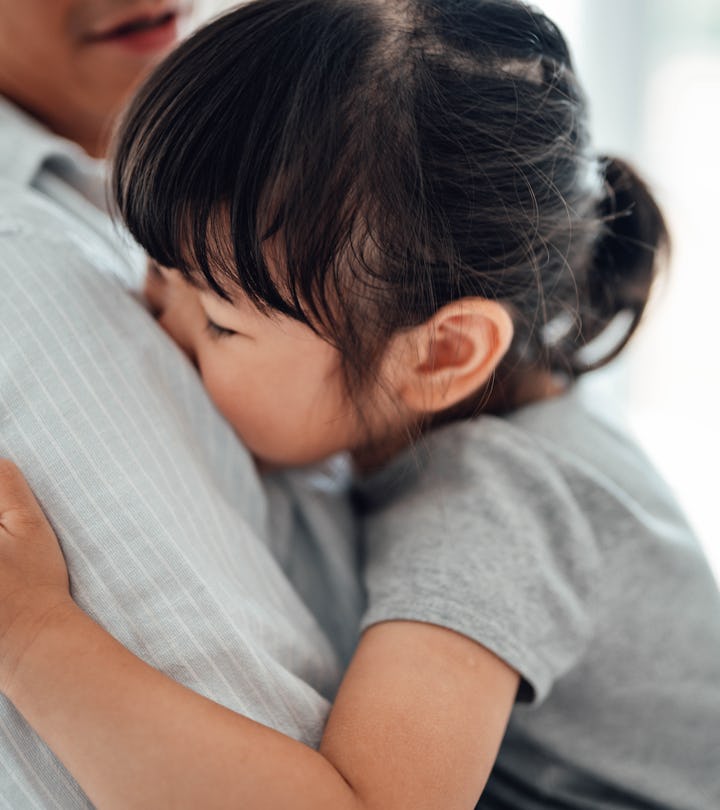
{"left": 0, "top": 2, "right": 361, "bottom": 806}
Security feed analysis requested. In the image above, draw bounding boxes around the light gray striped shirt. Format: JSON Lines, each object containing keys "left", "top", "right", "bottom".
{"left": 0, "top": 97, "right": 361, "bottom": 809}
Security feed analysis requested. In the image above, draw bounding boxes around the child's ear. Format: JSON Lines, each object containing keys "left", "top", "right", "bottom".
{"left": 388, "top": 298, "right": 514, "bottom": 416}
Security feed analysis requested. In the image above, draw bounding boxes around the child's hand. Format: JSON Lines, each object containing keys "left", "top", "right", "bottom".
{"left": 0, "top": 459, "right": 74, "bottom": 697}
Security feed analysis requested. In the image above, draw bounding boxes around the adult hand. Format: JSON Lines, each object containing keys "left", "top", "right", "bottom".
{"left": 0, "top": 459, "right": 74, "bottom": 697}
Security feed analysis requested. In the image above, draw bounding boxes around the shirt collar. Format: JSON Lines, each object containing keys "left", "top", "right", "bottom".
{"left": 0, "top": 95, "right": 97, "bottom": 188}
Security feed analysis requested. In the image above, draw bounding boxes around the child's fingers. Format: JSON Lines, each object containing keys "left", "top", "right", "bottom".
{"left": 0, "top": 459, "right": 48, "bottom": 538}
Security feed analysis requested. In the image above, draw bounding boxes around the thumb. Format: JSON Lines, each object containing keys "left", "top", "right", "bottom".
{"left": 0, "top": 459, "right": 49, "bottom": 538}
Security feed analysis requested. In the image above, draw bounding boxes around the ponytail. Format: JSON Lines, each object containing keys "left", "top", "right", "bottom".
{"left": 572, "top": 157, "right": 670, "bottom": 374}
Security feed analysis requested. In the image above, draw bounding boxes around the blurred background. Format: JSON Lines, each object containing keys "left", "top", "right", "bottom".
{"left": 197, "top": 1, "right": 720, "bottom": 579}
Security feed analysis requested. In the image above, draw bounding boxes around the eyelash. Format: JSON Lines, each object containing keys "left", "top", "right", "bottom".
{"left": 204, "top": 317, "right": 236, "bottom": 339}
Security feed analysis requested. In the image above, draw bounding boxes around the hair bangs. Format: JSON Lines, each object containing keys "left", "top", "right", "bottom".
{"left": 112, "top": 0, "right": 383, "bottom": 329}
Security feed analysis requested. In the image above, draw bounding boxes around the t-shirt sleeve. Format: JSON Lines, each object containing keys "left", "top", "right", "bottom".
{"left": 359, "top": 419, "right": 601, "bottom": 704}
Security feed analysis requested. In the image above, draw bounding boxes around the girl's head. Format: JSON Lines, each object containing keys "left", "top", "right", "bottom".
{"left": 114, "top": 0, "right": 668, "bottom": 468}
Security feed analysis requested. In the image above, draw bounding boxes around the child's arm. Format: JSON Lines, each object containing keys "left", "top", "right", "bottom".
{"left": 0, "top": 460, "right": 519, "bottom": 810}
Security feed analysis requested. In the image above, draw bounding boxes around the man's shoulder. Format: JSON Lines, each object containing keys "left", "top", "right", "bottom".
{"left": 0, "top": 177, "right": 141, "bottom": 288}
{"left": 0, "top": 178, "right": 109, "bottom": 272}
{"left": 0, "top": 177, "right": 80, "bottom": 243}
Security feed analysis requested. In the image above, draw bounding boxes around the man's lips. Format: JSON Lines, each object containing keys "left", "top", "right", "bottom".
{"left": 86, "top": 8, "right": 182, "bottom": 53}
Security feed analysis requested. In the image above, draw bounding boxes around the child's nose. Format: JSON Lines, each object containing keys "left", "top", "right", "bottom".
{"left": 143, "top": 263, "right": 199, "bottom": 369}
{"left": 157, "top": 297, "right": 200, "bottom": 369}
{"left": 144, "top": 261, "right": 166, "bottom": 319}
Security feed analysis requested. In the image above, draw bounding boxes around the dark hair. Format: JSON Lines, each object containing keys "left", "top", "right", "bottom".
{"left": 112, "top": 0, "right": 669, "bottom": 415}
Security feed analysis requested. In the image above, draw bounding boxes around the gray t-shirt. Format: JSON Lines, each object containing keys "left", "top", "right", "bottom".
{"left": 358, "top": 391, "right": 720, "bottom": 809}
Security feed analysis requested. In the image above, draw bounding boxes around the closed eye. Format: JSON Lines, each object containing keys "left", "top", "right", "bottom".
{"left": 204, "top": 317, "right": 238, "bottom": 339}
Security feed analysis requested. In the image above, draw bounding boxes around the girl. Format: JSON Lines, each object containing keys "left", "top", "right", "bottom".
{"left": 1, "top": 1, "right": 719, "bottom": 808}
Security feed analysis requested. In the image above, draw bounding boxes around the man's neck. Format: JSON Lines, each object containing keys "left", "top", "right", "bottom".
{"left": 0, "top": 85, "right": 107, "bottom": 158}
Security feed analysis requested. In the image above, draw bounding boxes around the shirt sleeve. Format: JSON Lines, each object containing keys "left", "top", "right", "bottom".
{"left": 359, "top": 418, "right": 602, "bottom": 704}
